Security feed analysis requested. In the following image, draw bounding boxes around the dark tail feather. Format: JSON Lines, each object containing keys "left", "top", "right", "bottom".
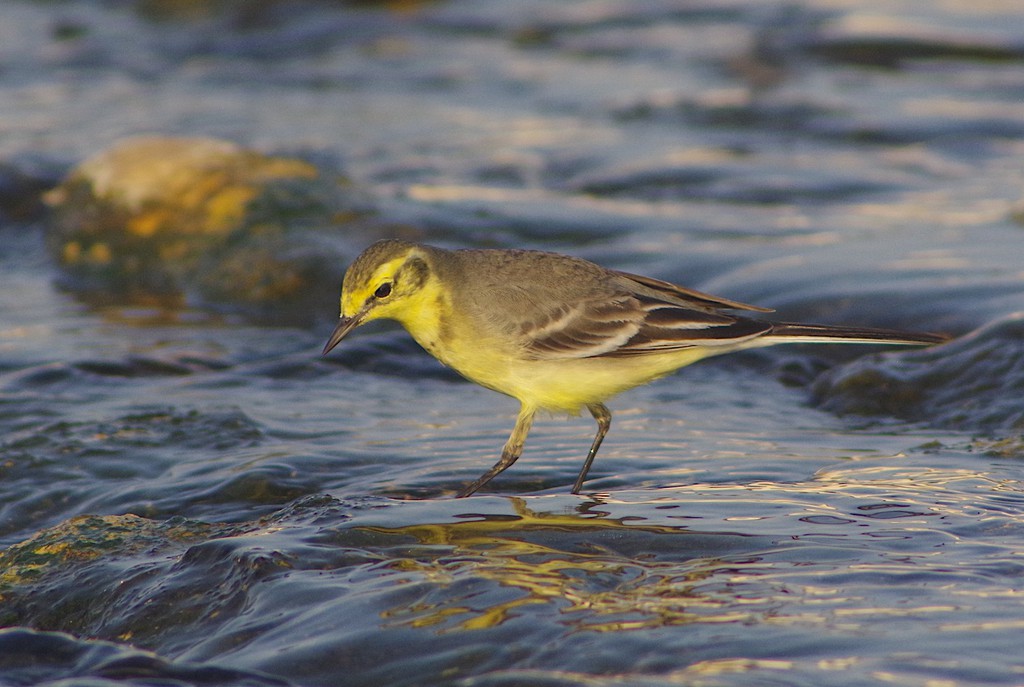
{"left": 768, "top": 323, "right": 949, "bottom": 346}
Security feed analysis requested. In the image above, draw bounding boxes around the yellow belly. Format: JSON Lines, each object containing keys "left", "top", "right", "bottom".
{"left": 453, "top": 348, "right": 715, "bottom": 414}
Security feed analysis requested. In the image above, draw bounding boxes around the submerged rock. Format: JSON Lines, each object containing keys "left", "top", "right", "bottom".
{"left": 813, "top": 313, "right": 1024, "bottom": 432}
{"left": 0, "top": 514, "right": 221, "bottom": 586}
{"left": 45, "top": 136, "right": 374, "bottom": 324}
{"left": 0, "top": 514, "right": 248, "bottom": 646}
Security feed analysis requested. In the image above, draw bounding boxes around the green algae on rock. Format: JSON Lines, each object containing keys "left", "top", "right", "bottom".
{"left": 0, "top": 514, "right": 224, "bottom": 607}
{"left": 45, "top": 136, "right": 372, "bottom": 324}
{"left": 0, "top": 514, "right": 245, "bottom": 642}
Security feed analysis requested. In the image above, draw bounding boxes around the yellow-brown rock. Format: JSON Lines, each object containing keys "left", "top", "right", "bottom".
{"left": 45, "top": 136, "right": 369, "bottom": 323}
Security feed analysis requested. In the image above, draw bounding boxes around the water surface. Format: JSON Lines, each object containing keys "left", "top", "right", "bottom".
{"left": 2, "top": 1, "right": 1024, "bottom": 685}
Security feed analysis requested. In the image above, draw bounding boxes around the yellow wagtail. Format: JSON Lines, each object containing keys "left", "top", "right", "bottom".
{"left": 322, "top": 240, "right": 947, "bottom": 497}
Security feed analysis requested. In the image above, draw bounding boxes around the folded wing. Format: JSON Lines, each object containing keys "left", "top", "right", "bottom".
{"left": 522, "top": 280, "right": 772, "bottom": 361}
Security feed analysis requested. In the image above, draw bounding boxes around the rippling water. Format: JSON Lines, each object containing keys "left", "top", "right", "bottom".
{"left": 2, "top": 1, "right": 1024, "bottom": 685}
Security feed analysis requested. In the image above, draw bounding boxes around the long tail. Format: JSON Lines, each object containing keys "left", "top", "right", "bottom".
{"left": 766, "top": 323, "right": 948, "bottom": 346}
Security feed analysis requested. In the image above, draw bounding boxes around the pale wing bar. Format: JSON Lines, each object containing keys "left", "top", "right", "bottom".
{"left": 606, "top": 295, "right": 770, "bottom": 357}
{"left": 524, "top": 296, "right": 643, "bottom": 359}
{"left": 525, "top": 293, "right": 772, "bottom": 360}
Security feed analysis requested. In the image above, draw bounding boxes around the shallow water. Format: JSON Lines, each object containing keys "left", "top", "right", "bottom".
{"left": 2, "top": 1, "right": 1024, "bottom": 685}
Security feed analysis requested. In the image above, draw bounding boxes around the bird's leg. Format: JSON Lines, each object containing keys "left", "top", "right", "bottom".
{"left": 571, "top": 403, "right": 612, "bottom": 494}
{"left": 457, "top": 406, "right": 536, "bottom": 498}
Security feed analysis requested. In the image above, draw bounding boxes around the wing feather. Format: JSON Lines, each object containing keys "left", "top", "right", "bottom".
{"left": 613, "top": 270, "right": 773, "bottom": 313}
{"left": 520, "top": 295, "right": 643, "bottom": 359}
{"left": 522, "top": 291, "right": 772, "bottom": 360}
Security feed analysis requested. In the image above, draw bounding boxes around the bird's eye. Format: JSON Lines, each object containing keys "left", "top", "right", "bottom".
{"left": 374, "top": 282, "right": 392, "bottom": 299}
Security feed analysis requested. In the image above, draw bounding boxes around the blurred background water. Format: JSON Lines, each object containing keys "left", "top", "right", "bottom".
{"left": 2, "top": 1, "right": 1024, "bottom": 685}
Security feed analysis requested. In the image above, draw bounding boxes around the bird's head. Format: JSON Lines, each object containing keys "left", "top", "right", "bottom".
{"left": 322, "top": 240, "right": 437, "bottom": 355}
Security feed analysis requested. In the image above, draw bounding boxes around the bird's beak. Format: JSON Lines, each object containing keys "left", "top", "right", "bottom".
{"left": 322, "top": 314, "right": 363, "bottom": 356}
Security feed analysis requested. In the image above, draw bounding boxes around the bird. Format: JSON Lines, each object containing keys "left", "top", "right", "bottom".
{"left": 322, "top": 239, "right": 947, "bottom": 497}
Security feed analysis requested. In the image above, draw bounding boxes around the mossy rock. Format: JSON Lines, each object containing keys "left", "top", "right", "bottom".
{"left": 45, "top": 136, "right": 373, "bottom": 323}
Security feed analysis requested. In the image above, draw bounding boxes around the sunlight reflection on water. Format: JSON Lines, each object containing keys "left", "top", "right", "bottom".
{"left": 3, "top": 0, "right": 1024, "bottom": 684}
